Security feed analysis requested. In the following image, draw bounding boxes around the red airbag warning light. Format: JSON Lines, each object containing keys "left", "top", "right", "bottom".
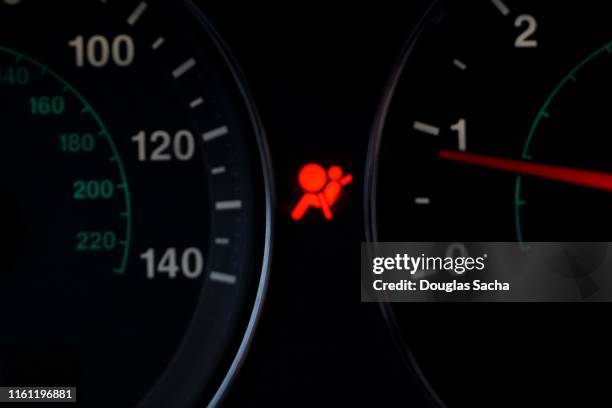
{"left": 291, "top": 163, "right": 353, "bottom": 221}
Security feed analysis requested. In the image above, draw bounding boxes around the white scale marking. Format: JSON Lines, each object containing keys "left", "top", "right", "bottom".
{"left": 491, "top": 0, "right": 510, "bottom": 16}
{"left": 453, "top": 59, "right": 467, "bottom": 71}
{"left": 172, "top": 58, "right": 197, "bottom": 78}
{"left": 203, "top": 126, "right": 229, "bottom": 142}
{"left": 415, "top": 197, "right": 431, "bottom": 205}
{"left": 152, "top": 37, "right": 165, "bottom": 50}
{"left": 127, "top": 2, "right": 148, "bottom": 26}
{"left": 210, "top": 272, "right": 237, "bottom": 285}
{"left": 413, "top": 121, "right": 440, "bottom": 136}
{"left": 211, "top": 166, "right": 227, "bottom": 175}
{"left": 215, "top": 238, "right": 231, "bottom": 246}
{"left": 216, "top": 200, "right": 243, "bottom": 211}
{"left": 189, "top": 97, "right": 204, "bottom": 108}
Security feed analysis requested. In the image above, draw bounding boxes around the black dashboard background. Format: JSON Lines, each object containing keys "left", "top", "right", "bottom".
{"left": 200, "top": 2, "right": 432, "bottom": 406}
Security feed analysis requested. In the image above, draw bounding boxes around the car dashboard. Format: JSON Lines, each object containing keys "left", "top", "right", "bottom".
{"left": 1, "top": 1, "right": 611, "bottom": 407}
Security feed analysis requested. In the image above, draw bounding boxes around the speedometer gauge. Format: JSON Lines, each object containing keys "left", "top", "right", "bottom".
{"left": 0, "top": 1, "right": 272, "bottom": 407}
{"left": 367, "top": 1, "right": 612, "bottom": 406}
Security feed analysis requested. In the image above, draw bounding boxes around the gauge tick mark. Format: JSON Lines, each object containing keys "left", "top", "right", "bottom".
{"left": 203, "top": 126, "right": 229, "bottom": 142}
{"left": 491, "top": 0, "right": 510, "bottom": 16}
{"left": 216, "top": 201, "right": 243, "bottom": 211}
{"left": 127, "top": 2, "right": 148, "bottom": 26}
{"left": 414, "top": 121, "right": 440, "bottom": 136}
{"left": 415, "top": 197, "right": 431, "bottom": 205}
{"left": 453, "top": 59, "right": 467, "bottom": 71}
{"left": 172, "top": 58, "right": 197, "bottom": 78}
{"left": 215, "top": 238, "right": 231, "bottom": 246}
{"left": 189, "top": 97, "right": 204, "bottom": 109}
{"left": 211, "top": 166, "right": 227, "bottom": 175}
{"left": 210, "top": 272, "right": 237, "bottom": 285}
{"left": 152, "top": 37, "right": 165, "bottom": 50}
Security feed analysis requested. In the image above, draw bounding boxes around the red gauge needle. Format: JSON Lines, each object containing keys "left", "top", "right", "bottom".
{"left": 439, "top": 150, "right": 612, "bottom": 193}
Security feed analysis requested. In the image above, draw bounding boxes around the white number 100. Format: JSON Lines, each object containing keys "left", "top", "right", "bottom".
{"left": 69, "top": 35, "right": 135, "bottom": 68}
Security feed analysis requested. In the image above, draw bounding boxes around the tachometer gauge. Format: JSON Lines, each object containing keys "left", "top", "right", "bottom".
{"left": 367, "top": 1, "right": 612, "bottom": 406}
{"left": 0, "top": 1, "right": 272, "bottom": 407}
